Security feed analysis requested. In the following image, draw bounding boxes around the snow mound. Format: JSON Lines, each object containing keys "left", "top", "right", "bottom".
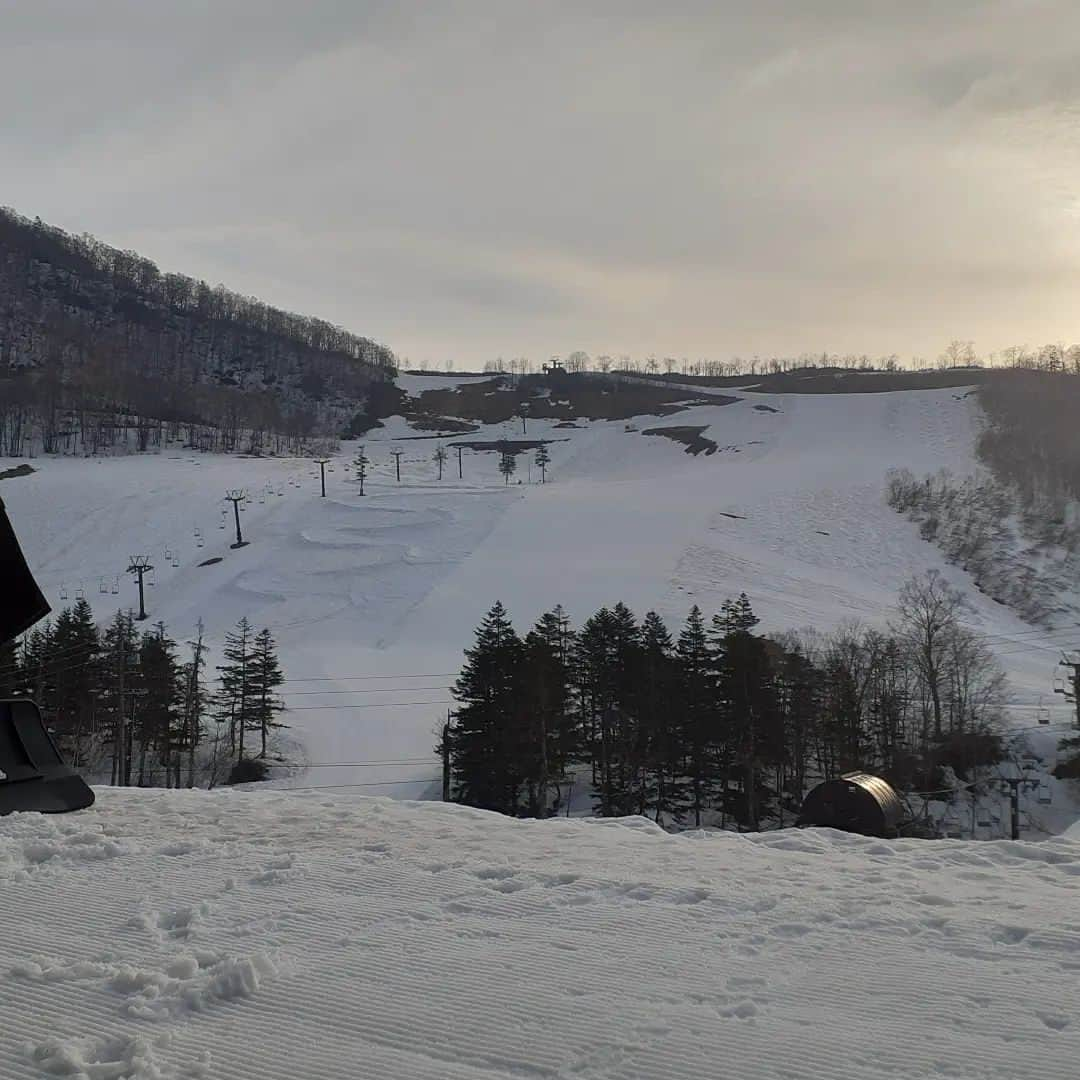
{"left": 2, "top": 789, "right": 1080, "bottom": 1079}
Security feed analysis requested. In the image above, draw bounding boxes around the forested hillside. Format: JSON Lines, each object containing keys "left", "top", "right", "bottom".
{"left": 0, "top": 207, "right": 396, "bottom": 455}
{"left": 442, "top": 578, "right": 1008, "bottom": 830}
{"left": 978, "top": 369, "right": 1080, "bottom": 506}
{"left": 885, "top": 370, "right": 1080, "bottom": 628}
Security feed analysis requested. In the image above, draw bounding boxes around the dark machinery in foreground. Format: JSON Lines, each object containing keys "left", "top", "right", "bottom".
{"left": 0, "top": 700, "right": 96, "bottom": 815}
{"left": 797, "top": 771, "right": 905, "bottom": 837}
{"left": 1, "top": 495, "right": 95, "bottom": 816}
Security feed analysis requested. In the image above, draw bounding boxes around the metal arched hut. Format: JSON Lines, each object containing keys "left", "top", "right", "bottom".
{"left": 797, "top": 772, "right": 905, "bottom": 837}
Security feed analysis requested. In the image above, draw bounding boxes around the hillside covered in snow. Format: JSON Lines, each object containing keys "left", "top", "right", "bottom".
{"left": 2, "top": 374, "right": 1077, "bottom": 819}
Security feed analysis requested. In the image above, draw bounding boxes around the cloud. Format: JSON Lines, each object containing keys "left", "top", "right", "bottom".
{"left": 4, "top": 0, "right": 1080, "bottom": 363}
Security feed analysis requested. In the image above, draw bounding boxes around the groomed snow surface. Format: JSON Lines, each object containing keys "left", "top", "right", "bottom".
{"left": 2, "top": 789, "right": 1079, "bottom": 1080}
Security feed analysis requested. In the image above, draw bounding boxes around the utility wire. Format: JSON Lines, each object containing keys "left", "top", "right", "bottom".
{"left": 4, "top": 642, "right": 1071, "bottom": 712}
{"left": 283, "top": 686, "right": 451, "bottom": 696}
{"left": 286, "top": 700, "right": 453, "bottom": 711}
{"left": 261, "top": 759, "right": 438, "bottom": 769}
{"left": 280, "top": 672, "right": 458, "bottom": 683}
{"left": 277, "top": 778, "right": 440, "bottom": 791}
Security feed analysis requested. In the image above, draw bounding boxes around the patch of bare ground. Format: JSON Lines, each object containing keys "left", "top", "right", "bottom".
{"left": 411, "top": 373, "right": 735, "bottom": 425}
{"left": 641, "top": 425, "right": 718, "bottom": 456}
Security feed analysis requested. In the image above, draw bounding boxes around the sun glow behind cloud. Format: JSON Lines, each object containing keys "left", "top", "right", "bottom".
{"left": 4, "top": 1, "right": 1080, "bottom": 363}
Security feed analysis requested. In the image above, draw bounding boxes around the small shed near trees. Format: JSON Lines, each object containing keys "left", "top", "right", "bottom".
{"left": 797, "top": 772, "right": 905, "bottom": 837}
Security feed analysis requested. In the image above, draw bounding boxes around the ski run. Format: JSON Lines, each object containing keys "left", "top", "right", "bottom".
{"left": 3, "top": 382, "right": 1076, "bottom": 797}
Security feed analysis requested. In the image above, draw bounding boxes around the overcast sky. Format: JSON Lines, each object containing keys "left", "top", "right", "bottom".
{"left": 5, "top": 1, "right": 1080, "bottom": 366}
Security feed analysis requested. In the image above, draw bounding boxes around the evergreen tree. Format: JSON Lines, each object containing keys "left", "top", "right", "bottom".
{"left": 49, "top": 599, "right": 101, "bottom": 765}
{"left": 445, "top": 603, "right": 526, "bottom": 813}
{"left": 714, "top": 596, "right": 779, "bottom": 830}
{"left": 520, "top": 606, "right": 577, "bottom": 816}
{"left": 20, "top": 619, "right": 55, "bottom": 712}
{"left": 716, "top": 593, "right": 760, "bottom": 636}
{"left": 136, "top": 624, "right": 184, "bottom": 785}
{"left": 250, "top": 627, "right": 286, "bottom": 758}
{"left": 498, "top": 449, "right": 517, "bottom": 485}
{"left": 575, "top": 608, "right": 619, "bottom": 814}
{"left": 638, "top": 611, "right": 684, "bottom": 822}
{"left": 535, "top": 444, "right": 551, "bottom": 483}
{"left": 605, "top": 603, "right": 644, "bottom": 816}
{"left": 677, "top": 606, "right": 715, "bottom": 827}
{"left": 436, "top": 579, "right": 1009, "bottom": 831}
{"left": 215, "top": 617, "right": 256, "bottom": 761}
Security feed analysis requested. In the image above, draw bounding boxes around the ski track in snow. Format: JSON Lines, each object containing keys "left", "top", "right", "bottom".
{"left": 1, "top": 789, "right": 1080, "bottom": 1079}
{"left": 2, "top": 385, "right": 1076, "bottom": 797}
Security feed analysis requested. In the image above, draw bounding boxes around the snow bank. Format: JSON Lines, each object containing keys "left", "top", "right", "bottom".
{"left": 2, "top": 789, "right": 1079, "bottom": 1079}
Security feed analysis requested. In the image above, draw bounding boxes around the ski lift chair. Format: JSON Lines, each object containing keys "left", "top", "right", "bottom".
{"left": 1038, "top": 784, "right": 1052, "bottom": 805}
{"left": 976, "top": 806, "right": 992, "bottom": 829}
{"left": 98, "top": 578, "right": 108, "bottom": 594}
{"left": 111, "top": 578, "right": 119, "bottom": 595}
{"left": 942, "top": 806, "right": 963, "bottom": 839}
{"left": 59, "top": 584, "right": 68, "bottom": 600}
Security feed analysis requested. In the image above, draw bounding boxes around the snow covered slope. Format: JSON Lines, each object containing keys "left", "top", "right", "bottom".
{"left": 2, "top": 384, "right": 1075, "bottom": 799}
{"left": 2, "top": 789, "right": 1079, "bottom": 1080}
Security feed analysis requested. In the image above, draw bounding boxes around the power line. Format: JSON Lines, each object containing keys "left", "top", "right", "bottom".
{"left": 261, "top": 758, "right": 437, "bottom": 768}
{"left": 286, "top": 700, "right": 454, "bottom": 711}
{"left": 277, "top": 777, "right": 439, "bottom": 791}
{"left": 4, "top": 629, "right": 1071, "bottom": 705}
{"left": 0, "top": 641, "right": 460, "bottom": 684}
{"left": 283, "top": 686, "right": 451, "bottom": 697}
{"left": 280, "top": 672, "right": 459, "bottom": 684}
{"left": 5, "top": 640, "right": 1071, "bottom": 712}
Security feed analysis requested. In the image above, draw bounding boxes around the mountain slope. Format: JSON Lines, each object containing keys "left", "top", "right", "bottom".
{"left": 3, "top": 379, "right": 1076, "bottom": 812}
{"left": 0, "top": 207, "right": 396, "bottom": 450}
